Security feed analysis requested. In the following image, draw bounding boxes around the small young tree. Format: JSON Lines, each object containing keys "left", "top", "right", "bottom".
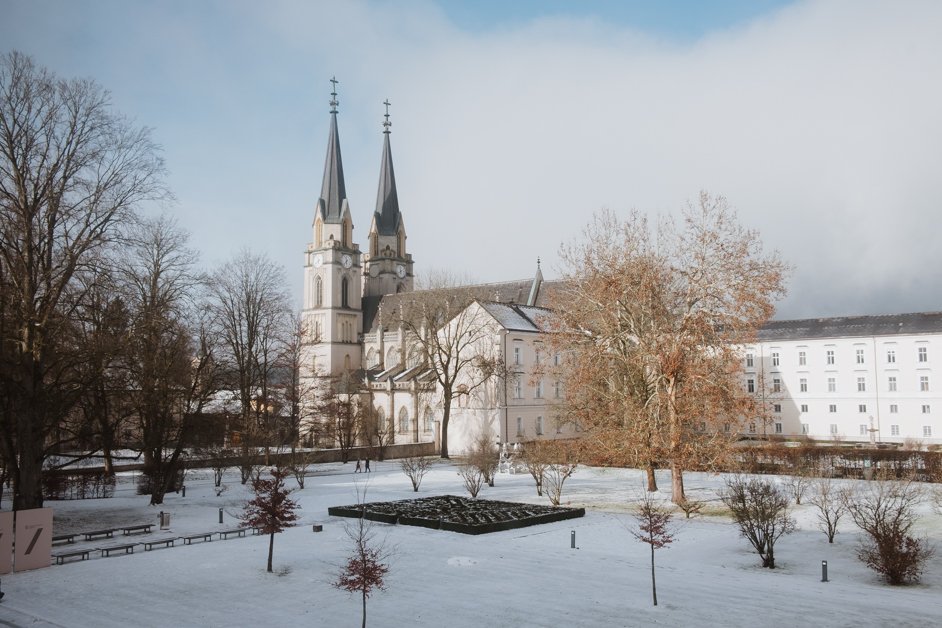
{"left": 783, "top": 472, "right": 812, "bottom": 505}
{"left": 242, "top": 467, "right": 300, "bottom": 573}
{"left": 545, "top": 461, "right": 578, "bottom": 507}
{"left": 720, "top": 476, "right": 796, "bottom": 569}
{"left": 467, "top": 429, "right": 499, "bottom": 487}
{"left": 334, "top": 508, "right": 392, "bottom": 628}
{"left": 843, "top": 480, "right": 935, "bottom": 585}
{"left": 521, "top": 441, "right": 551, "bottom": 497}
{"left": 399, "top": 456, "right": 434, "bottom": 492}
{"left": 676, "top": 498, "right": 705, "bottom": 519}
{"left": 630, "top": 491, "right": 676, "bottom": 606}
{"left": 287, "top": 450, "right": 311, "bottom": 489}
{"left": 458, "top": 463, "right": 485, "bottom": 499}
{"left": 808, "top": 477, "right": 847, "bottom": 543}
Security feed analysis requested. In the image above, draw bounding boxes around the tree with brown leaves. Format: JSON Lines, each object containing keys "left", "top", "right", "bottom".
{"left": 242, "top": 467, "right": 300, "bottom": 573}
{"left": 630, "top": 491, "right": 676, "bottom": 606}
{"left": 548, "top": 193, "right": 787, "bottom": 503}
{"left": 335, "top": 503, "right": 392, "bottom": 628}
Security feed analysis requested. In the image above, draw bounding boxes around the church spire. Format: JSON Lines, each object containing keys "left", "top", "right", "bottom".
{"left": 373, "top": 99, "right": 401, "bottom": 236}
{"left": 318, "top": 77, "right": 347, "bottom": 224}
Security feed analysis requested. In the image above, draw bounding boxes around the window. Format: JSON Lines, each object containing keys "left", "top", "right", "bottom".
{"left": 771, "top": 352, "right": 780, "bottom": 367}
{"left": 341, "top": 277, "right": 349, "bottom": 308}
{"left": 922, "top": 404, "right": 931, "bottom": 414}
{"left": 772, "top": 378, "right": 781, "bottom": 393}
{"left": 827, "top": 378, "right": 836, "bottom": 393}
{"left": 856, "top": 348, "right": 865, "bottom": 364}
{"left": 723, "top": 423, "right": 731, "bottom": 433}
{"left": 920, "top": 376, "right": 930, "bottom": 392}
{"left": 386, "top": 347, "right": 398, "bottom": 367}
{"left": 859, "top": 424, "right": 867, "bottom": 436}
{"left": 798, "top": 351, "right": 807, "bottom": 366}
{"left": 536, "top": 416, "right": 544, "bottom": 435}
{"left": 535, "top": 380, "right": 544, "bottom": 399}
{"left": 554, "top": 380, "right": 562, "bottom": 398}
{"left": 826, "top": 350, "right": 835, "bottom": 365}
{"left": 924, "top": 425, "right": 933, "bottom": 437}
{"left": 857, "top": 377, "right": 866, "bottom": 392}
{"left": 747, "top": 379, "right": 755, "bottom": 394}
{"left": 918, "top": 346, "right": 928, "bottom": 363}
{"left": 749, "top": 422, "right": 756, "bottom": 434}
{"left": 775, "top": 423, "right": 783, "bottom": 434}
{"left": 888, "top": 376, "right": 897, "bottom": 392}
{"left": 829, "top": 404, "right": 837, "bottom": 413}
{"left": 799, "top": 378, "right": 808, "bottom": 393}
{"left": 773, "top": 404, "right": 782, "bottom": 413}
{"left": 890, "top": 404, "right": 898, "bottom": 414}
{"left": 314, "top": 276, "right": 323, "bottom": 307}
{"left": 745, "top": 353, "right": 754, "bottom": 368}
{"left": 829, "top": 423, "right": 838, "bottom": 434}
{"left": 513, "top": 379, "right": 522, "bottom": 399}
{"left": 424, "top": 407, "right": 434, "bottom": 432}
{"left": 516, "top": 417, "right": 523, "bottom": 437}
{"left": 800, "top": 404, "right": 809, "bottom": 413}
{"left": 513, "top": 346, "right": 522, "bottom": 365}
{"left": 801, "top": 423, "right": 810, "bottom": 435}
{"left": 398, "top": 407, "right": 410, "bottom": 434}
{"left": 553, "top": 352, "right": 561, "bottom": 366}
{"left": 887, "top": 349, "right": 896, "bottom": 363}
{"left": 535, "top": 348, "right": 542, "bottom": 365}
{"left": 366, "top": 348, "right": 379, "bottom": 368}
{"left": 890, "top": 425, "right": 899, "bottom": 436}
{"left": 858, "top": 404, "right": 867, "bottom": 413}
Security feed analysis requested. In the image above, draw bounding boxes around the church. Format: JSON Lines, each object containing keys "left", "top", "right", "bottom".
{"left": 299, "top": 84, "right": 569, "bottom": 455}
{"left": 299, "top": 84, "right": 941, "bottom": 454}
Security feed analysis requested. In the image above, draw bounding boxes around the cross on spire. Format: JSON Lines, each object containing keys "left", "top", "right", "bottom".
{"left": 329, "top": 76, "right": 339, "bottom": 113}
{"left": 383, "top": 99, "right": 392, "bottom": 134}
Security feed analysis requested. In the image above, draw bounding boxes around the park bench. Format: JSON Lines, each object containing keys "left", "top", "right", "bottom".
{"left": 52, "top": 533, "right": 76, "bottom": 545}
{"left": 218, "top": 528, "right": 249, "bottom": 540}
{"left": 53, "top": 548, "right": 90, "bottom": 565}
{"left": 100, "top": 543, "right": 137, "bottom": 557}
{"left": 143, "top": 537, "right": 178, "bottom": 551}
{"left": 182, "top": 532, "right": 213, "bottom": 545}
{"left": 83, "top": 528, "right": 116, "bottom": 541}
{"left": 121, "top": 524, "right": 153, "bottom": 536}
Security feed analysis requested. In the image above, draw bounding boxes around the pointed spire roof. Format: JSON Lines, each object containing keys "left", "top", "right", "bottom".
{"left": 373, "top": 100, "right": 401, "bottom": 236}
{"left": 527, "top": 258, "right": 544, "bottom": 306}
{"left": 319, "top": 77, "right": 347, "bottom": 224}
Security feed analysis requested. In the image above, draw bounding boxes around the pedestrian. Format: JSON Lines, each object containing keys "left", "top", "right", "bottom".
{"left": 365, "top": 457, "right": 371, "bottom": 472}
{"left": 354, "top": 459, "right": 362, "bottom": 473}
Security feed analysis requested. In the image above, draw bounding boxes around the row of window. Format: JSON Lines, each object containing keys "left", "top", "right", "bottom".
{"left": 747, "top": 346, "right": 930, "bottom": 368}
{"left": 743, "top": 422, "right": 934, "bottom": 438}
{"left": 375, "top": 407, "right": 435, "bottom": 434}
{"left": 512, "top": 345, "right": 561, "bottom": 367}
{"left": 747, "top": 375, "right": 932, "bottom": 394}
{"left": 516, "top": 415, "right": 553, "bottom": 437}
{"left": 512, "top": 379, "right": 562, "bottom": 399}
{"left": 783, "top": 402, "right": 932, "bottom": 415}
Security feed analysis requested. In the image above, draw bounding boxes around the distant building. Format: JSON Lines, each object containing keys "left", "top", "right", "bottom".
{"left": 299, "top": 83, "right": 939, "bottom": 452}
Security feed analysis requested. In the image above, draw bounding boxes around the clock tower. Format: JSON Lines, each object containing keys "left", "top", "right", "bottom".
{"left": 363, "top": 100, "right": 414, "bottom": 298}
{"left": 302, "top": 78, "right": 362, "bottom": 380}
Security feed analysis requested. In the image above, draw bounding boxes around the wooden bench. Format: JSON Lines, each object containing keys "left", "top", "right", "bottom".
{"left": 143, "top": 537, "right": 177, "bottom": 551}
{"left": 182, "top": 533, "right": 213, "bottom": 545}
{"left": 83, "top": 528, "right": 116, "bottom": 541}
{"left": 218, "top": 528, "right": 249, "bottom": 540}
{"left": 53, "top": 548, "right": 90, "bottom": 565}
{"left": 52, "top": 533, "right": 76, "bottom": 545}
{"left": 122, "top": 524, "right": 153, "bottom": 536}
{"left": 100, "top": 543, "right": 136, "bottom": 557}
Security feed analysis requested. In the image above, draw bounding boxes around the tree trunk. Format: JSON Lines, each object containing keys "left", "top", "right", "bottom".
{"left": 361, "top": 588, "right": 367, "bottom": 628}
{"left": 13, "top": 406, "right": 46, "bottom": 511}
{"left": 439, "top": 391, "right": 452, "bottom": 458}
{"left": 650, "top": 541, "right": 658, "bottom": 606}
{"left": 646, "top": 465, "right": 658, "bottom": 492}
{"left": 670, "top": 461, "right": 685, "bottom": 505}
{"left": 267, "top": 531, "right": 275, "bottom": 573}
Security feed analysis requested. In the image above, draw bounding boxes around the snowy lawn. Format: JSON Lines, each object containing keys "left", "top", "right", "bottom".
{"left": 2, "top": 462, "right": 940, "bottom": 627}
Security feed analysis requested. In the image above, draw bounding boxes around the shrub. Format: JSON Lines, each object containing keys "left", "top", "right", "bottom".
{"left": 720, "top": 476, "right": 796, "bottom": 569}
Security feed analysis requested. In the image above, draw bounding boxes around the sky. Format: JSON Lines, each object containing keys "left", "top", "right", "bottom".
{"left": 2, "top": 0, "right": 941, "bottom": 319}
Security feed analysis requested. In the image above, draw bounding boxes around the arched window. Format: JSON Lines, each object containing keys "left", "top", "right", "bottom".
{"left": 341, "top": 277, "right": 349, "bottom": 308}
{"left": 398, "top": 407, "right": 410, "bottom": 434}
{"left": 315, "top": 219, "right": 323, "bottom": 247}
{"left": 407, "top": 346, "right": 422, "bottom": 368}
{"left": 342, "top": 218, "right": 349, "bottom": 247}
{"left": 396, "top": 283, "right": 404, "bottom": 293}
{"left": 366, "top": 348, "right": 378, "bottom": 369}
{"left": 424, "top": 407, "right": 434, "bottom": 432}
{"left": 375, "top": 407, "right": 385, "bottom": 434}
{"left": 386, "top": 347, "right": 398, "bottom": 367}
{"left": 397, "top": 230, "right": 404, "bottom": 256}
{"left": 314, "top": 276, "right": 323, "bottom": 307}
{"left": 371, "top": 233, "right": 378, "bottom": 257}
{"left": 344, "top": 354, "right": 351, "bottom": 371}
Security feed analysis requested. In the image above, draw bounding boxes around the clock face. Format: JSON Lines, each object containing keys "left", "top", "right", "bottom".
{"left": 396, "top": 264, "right": 406, "bottom": 278}
{"left": 312, "top": 253, "right": 323, "bottom": 268}
{"left": 341, "top": 254, "right": 352, "bottom": 269}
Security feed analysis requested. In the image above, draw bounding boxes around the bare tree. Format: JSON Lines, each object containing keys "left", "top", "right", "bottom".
{"left": 457, "top": 462, "right": 485, "bottom": 498}
{"left": 630, "top": 491, "right": 676, "bottom": 607}
{"left": 208, "top": 250, "right": 291, "bottom": 482}
{"left": 467, "top": 428, "right": 499, "bottom": 487}
{"left": 808, "top": 477, "right": 848, "bottom": 543}
{"left": 783, "top": 472, "right": 813, "bottom": 505}
{"left": 720, "top": 476, "right": 796, "bottom": 569}
{"left": 521, "top": 441, "right": 551, "bottom": 497}
{"left": 545, "top": 458, "right": 578, "bottom": 507}
{"left": 843, "top": 480, "right": 935, "bottom": 585}
{"left": 399, "top": 456, "right": 434, "bottom": 492}
{"left": 278, "top": 314, "right": 319, "bottom": 451}
{"left": 0, "top": 51, "right": 167, "bottom": 509}
{"left": 317, "top": 378, "right": 361, "bottom": 463}
{"left": 548, "top": 195, "right": 788, "bottom": 503}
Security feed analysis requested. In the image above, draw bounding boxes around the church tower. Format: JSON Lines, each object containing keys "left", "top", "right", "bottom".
{"left": 363, "top": 100, "right": 414, "bottom": 297}
{"left": 302, "top": 78, "right": 362, "bottom": 378}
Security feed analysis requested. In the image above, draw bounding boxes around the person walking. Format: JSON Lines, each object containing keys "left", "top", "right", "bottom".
{"left": 365, "top": 457, "right": 371, "bottom": 472}
{"left": 354, "top": 459, "right": 362, "bottom": 473}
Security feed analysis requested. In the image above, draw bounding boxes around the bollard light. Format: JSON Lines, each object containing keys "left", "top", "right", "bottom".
{"left": 182, "top": 485, "right": 186, "bottom": 497}
{"left": 218, "top": 507, "right": 223, "bottom": 524}
{"left": 821, "top": 560, "right": 828, "bottom": 582}
{"left": 571, "top": 530, "right": 576, "bottom": 549}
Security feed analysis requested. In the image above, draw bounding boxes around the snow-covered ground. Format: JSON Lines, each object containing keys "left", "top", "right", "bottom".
{"left": 2, "top": 462, "right": 940, "bottom": 627}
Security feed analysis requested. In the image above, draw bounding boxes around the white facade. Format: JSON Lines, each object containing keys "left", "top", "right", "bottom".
{"left": 743, "top": 318, "right": 942, "bottom": 446}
